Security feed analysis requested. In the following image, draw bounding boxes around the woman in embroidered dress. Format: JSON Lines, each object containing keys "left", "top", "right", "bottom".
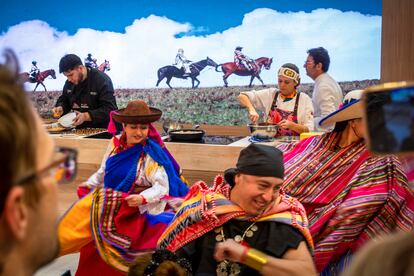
{"left": 277, "top": 90, "right": 414, "bottom": 275}
{"left": 58, "top": 100, "right": 189, "bottom": 275}
{"left": 238, "top": 63, "right": 314, "bottom": 136}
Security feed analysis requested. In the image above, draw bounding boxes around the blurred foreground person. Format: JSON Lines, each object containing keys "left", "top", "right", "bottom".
{"left": 157, "top": 144, "right": 316, "bottom": 276}
{"left": 0, "top": 49, "right": 77, "bottom": 275}
{"left": 278, "top": 90, "right": 414, "bottom": 274}
{"left": 342, "top": 230, "right": 414, "bottom": 276}
{"left": 58, "top": 100, "right": 188, "bottom": 275}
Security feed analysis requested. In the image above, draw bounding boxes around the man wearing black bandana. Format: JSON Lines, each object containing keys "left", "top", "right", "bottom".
{"left": 52, "top": 54, "right": 117, "bottom": 129}
{"left": 157, "top": 144, "right": 316, "bottom": 276}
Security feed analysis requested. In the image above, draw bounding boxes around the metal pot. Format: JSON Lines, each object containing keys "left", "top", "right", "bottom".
{"left": 168, "top": 129, "right": 205, "bottom": 141}
{"left": 247, "top": 123, "right": 278, "bottom": 139}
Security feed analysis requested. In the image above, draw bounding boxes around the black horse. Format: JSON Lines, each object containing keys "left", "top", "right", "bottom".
{"left": 156, "top": 57, "right": 218, "bottom": 88}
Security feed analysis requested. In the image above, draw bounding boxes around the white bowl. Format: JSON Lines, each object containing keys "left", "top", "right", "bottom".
{"left": 58, "top": 112, "right": 76, "bottom": 128}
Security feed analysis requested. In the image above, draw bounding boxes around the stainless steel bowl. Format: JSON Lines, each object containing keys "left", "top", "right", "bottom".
{"left": 162, "top": 120, "right": 183, "bottom": 133}
{"left": 247, "top": 123, "right": 278, "bottom": 139}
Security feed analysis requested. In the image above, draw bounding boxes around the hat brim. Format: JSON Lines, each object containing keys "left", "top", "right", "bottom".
{"left": 224, "top": 168, "right": 238, "bottom": 187}
{"left": 112, "top": 107, "right": 162, "bottom": 124}
{"left": 319, "top": 100, "right": 363, "bottom": 126}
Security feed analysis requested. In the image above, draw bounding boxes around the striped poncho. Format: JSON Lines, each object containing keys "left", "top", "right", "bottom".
{"left": 158, "top": 175, "right": 314, "bottom": 253}
{"left": 278, "top": 132, "right": 414, "bottom": 273}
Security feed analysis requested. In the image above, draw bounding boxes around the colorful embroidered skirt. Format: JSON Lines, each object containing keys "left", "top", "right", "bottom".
{"left": 58, "top": 188, "right": 167, "bottom": 273}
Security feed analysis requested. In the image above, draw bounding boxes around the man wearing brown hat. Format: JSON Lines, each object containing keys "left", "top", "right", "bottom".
{"left": 52, "top": 54, "right": 118, "bottom": 128}
{"left": 157, "top": 144, "right": 316, "bottom": 275}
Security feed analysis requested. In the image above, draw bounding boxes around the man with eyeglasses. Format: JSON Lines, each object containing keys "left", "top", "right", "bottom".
{"left": 304, "top": 47, "right": 343, "bottom": 132}
{"left": 0, "top": 49, "right": 77, "bottom": 276}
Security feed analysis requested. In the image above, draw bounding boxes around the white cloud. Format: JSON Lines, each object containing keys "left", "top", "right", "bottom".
{"left": 0, "top": 8, "right": 381, "bottom": 91}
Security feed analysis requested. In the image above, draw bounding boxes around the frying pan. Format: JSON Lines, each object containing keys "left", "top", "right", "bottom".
{"left": 168, "top": 129, "right": 205, "bottom": 141}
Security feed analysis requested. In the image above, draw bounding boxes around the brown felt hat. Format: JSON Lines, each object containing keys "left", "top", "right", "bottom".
{"left": 112, "top": 100, "right": 162, "bottom": 124}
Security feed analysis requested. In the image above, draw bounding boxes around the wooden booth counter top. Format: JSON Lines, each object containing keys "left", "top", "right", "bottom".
{"left": 53, "top": 135, "right": 246, "bottom": 186}
{"left": 51, "top": 124, "right": 292, "bottom": 214}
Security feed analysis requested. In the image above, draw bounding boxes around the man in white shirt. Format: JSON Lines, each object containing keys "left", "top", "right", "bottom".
{"left": 304, "top": 47, "right": 343, "bottom": 131}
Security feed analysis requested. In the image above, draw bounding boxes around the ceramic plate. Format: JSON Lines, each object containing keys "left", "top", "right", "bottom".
{"left": 44, "top": 123, "right": 67, "bottom": 133}
{"left": 58, "top": 112, "right": 76, "bottom": 128}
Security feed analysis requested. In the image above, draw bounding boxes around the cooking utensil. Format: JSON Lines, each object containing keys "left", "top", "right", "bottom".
{"left": 168, "top": 129, "right": 205, "bottom": 141}
{"left": 162, "top": 120, "right": 183, "bottom": 133}
{"left": 247, "top": 123, "right": 278, "bottom": 140}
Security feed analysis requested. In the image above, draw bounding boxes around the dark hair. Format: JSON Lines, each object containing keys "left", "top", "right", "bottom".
{"left": 332, "top": 120, "right": 349, "bottom": 132}
{"left": 280, "top": 62, "right": 301, "bottom": 87}
{"left": 154, "top": 261, "right": 187, "bottom": 276}
{"left": 128, "top": 250, "right": 192, "bottom": 276}
{"left": 129, "top": 254, "right": 152, "bottom": 276}
{"left": 307, "top": 47, "right": 330, "bottom": 72}
{"left": 0, "top": 49, "right": 38, "bottom": 214}
{"left": 59, "top": 54, "right": 82, "bottom": 73}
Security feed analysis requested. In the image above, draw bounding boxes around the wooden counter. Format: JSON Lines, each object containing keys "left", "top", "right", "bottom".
{"left": 54, "top": 135, "right": 245, "bottom": 185}
{"left": 52, "top": 124, "right": 292, "bottom": 186}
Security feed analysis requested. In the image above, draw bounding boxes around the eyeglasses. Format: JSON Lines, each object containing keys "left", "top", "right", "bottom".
{"left": 15, "top": 146, "right": 78, "bottom": 186}
{"left": 304, "top": 60, "right": 314, "bottom": 66}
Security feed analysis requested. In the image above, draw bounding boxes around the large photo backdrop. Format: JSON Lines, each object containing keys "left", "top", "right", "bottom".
{"left": 1, "top": 0, "right": 381, "bottom": 124}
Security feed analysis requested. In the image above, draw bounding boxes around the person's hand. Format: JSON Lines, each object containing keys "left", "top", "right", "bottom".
{"left": 78, "top": 182, "right": 91, "bottom": 188}
{"left": 278, "top": 119, "right": 294, "bottom": 130}
{"left": 52, "top": 106, "right": 63, "bottom": 118}
{"left": 214, "top": 239, "right": 247, "bottom": 263}
{"left": 125, "top": 194, "right": 144, "bottom": 207}
{"left": 72, "top": 111, "right": 91, "bottom": 126}
{"left": 248, "top": 109, "right": 260, "bottom": 123}
{"left": 166, "top": 197, "right": 184, "bottom": 212}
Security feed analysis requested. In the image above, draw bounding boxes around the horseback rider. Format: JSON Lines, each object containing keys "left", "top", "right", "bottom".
{"left": 85, "top": 53, "right": 98, "bottom": 69}
{"left": 29, "top": 61, "right": 40, "bottom": 82}
{"left": 173, "top": 48, "right": 192, "bottom": 77}
{"left": 234, "top": 46, "right": 255, "bottom": 71}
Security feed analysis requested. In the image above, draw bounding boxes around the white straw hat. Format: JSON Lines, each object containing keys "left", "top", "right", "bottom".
{"left": 319, "top": 89, "right": 363, "bottom": 126}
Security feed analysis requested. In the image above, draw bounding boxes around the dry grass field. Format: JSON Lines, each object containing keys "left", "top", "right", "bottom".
{"left": 30, "top": 79, "right": 379, "bottom": 125}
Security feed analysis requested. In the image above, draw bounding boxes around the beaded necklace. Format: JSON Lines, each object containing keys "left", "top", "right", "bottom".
{"left": 215, "top": 222, "right": 259, "bottom": 276}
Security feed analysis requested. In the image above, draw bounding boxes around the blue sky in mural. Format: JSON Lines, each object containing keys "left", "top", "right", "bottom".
{"left": 1, "top": 0, "right": 381, "bottom": 35}
{"left": 0, "top": 0, "right": 382, "bottom": 89}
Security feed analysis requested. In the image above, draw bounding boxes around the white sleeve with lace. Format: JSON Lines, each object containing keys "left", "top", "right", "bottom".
{"left": 138, "top": 155, "right": 169, "bottom": 215}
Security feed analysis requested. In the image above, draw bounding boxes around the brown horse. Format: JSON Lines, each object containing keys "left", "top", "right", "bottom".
{"left": 98, "top": 60, "right": 110, "bottom": 72}
{"left": 216, "top": 57, "right": 273, "bottom": 87}
{"left": 19, "top": 69, "right": 56, "bottom": 92}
